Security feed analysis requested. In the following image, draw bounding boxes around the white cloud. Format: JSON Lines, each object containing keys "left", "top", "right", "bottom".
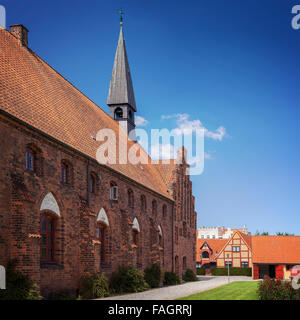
{"left": 161, "top": 113, "right": 226, "bottom": 141}
{"left": 135, "top": 115, "right": 148, "bottom": 127}
{"left": 150, "top": 143, "right": 176, "bottom": 160}
{"left": 204, "top": 152, "right": 213, "bottom": 160}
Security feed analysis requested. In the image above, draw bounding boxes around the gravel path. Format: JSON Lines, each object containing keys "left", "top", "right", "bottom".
{"left": 97, "top": 276, "right": 255, "bottom": 300}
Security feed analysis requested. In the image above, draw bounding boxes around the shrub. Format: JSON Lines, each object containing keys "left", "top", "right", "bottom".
{"left": 0, "top": 259, "right": 41, "bottom": 300}
{"left": 109, "top": 266, "right": 149, "bottom": 294}
{"left": 48, "top": 290, "right": 76, "bottom": 300}
{"left": 183, "top": 269, "right": 198, "bottom": 282}
{"left": 196, "top": 267, "right": 205, "bottom": 275}
{"left": 79, "top": 273, "right": 109, "bottom": 299}
{"left": 258, "top": 277, "right": 298, "bottom": 300}
{"left": 211, "top": 267, "right": 252, "bottom": 276}
{"left": 163, "top": 272, "right": 181, "bottom": 286}
{"left": 144, "top": 263, "right": 162, "bottom": 288}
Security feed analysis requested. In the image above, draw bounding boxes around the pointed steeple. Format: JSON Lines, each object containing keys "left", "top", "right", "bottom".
{"left": 107, "top": 25, "right": 137, "bottom": 138}
{"left": 107, "top": 27, "right": 136, "bottom": 111}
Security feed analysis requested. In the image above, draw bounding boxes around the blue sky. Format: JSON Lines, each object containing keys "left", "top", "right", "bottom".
{"left": 2, "top": 0, "right": 300, "bottom": 235}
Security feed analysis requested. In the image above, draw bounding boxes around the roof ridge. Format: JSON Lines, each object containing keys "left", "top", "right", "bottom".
{"left": 0, "top": 28, "right": 174, "bottom": 199}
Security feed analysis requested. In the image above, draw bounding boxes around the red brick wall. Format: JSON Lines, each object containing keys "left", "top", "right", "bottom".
{"left": 166, "top": 159, "right": 197, "bottom": 278}
{"left": 0, "top": 114, "right": 196, "bottom": 295}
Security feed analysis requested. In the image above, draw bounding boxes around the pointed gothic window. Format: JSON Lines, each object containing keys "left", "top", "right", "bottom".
{"left": 141, "top": 195, "right": 147, "bottom": 213}
{"left": 89, "top": 172, "right": 98, "bottom": 194}
{"left": 183, "top": 256, "right": 187, "bottom": 271}
{"left": 40, "top": 214, "right": 55, "bottom": 262}
{"left": 128, "top": 189, "right": 134, "bottom": 208}
{"left": 110, "top": 182, "right": 118, "bottom": 200}
{"left": 60, "top": 160, "right": 73, "bottom": 185}
{"left": 96, "top": 224, "right": 106, "bottom": 263}
{"left": 152, "top": 200, "right": 157, "bottom": 216}
{"left": 26, "top": 150, "right": 35, "bottom": 171}
{"left": 162, "top": 204, "right": 167, "bottom": 219}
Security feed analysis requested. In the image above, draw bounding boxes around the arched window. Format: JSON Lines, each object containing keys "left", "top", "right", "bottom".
{"left": 40, "top": 193, "right": 61, "bottom": 264}
{"left": 60, "top": 160, "right": 72, "bottom": 185}
{"left": 96, "top": 224, "right": 106, "bottom": 263}
{"left": 114, "top": 107, "right": 123, "bottom": 119}
{"left": 132, "top": 217, "right": 140, "bottom": 246}
{"left": 183, "top": 221, "right": 187, "bottom": 238}
{"left": 132, "top": 218, "right": 141, "bottom": 267}
{"left": 96, "top": 208, "right": 109, "bottom": 264}
{"left": 40, "top": 214, "right": 55, "bottom": 262}
{"left": 89, "top": 172, "right": 98, "bottom": 194}
{"left": 132, "top": 229, "right": 138, "bottom": 245}
{"left": 202, "top": 251, "right": 209, "bottom": 259}
{"left": 26, "top": 149, "right": 35, "bottom": 171}
{"left": 175, "top": 256, "right": 179, "bottom": 275}
{"left": 110, "top": 182, "right": 118, "bottom": 200}
{"left": 141, "top": 195, "right": 147, "bottom": 212}
{"left": 89, "top": 174, "right": 96, "bottom": 193}
{"left": 25, "top": 144, "right": 43, "bottom": 175}
{"left": 162, "top": 205, "right": 167, "bottom": 219}
{"left": 158, "top": 225, "right": 163, "bottom": 247}
{"left": 183, "top": 256, "right": 187, "bottom": 271}
{"left": 152, "top": 200, "right": 157, "bottom": 216}
{"left": 128, "top": 189, "right": 134, "bottom": 208}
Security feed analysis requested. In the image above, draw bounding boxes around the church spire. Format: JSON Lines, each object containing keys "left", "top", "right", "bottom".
{"left": 107, "top": 13, "right": 137, "bottom": 138}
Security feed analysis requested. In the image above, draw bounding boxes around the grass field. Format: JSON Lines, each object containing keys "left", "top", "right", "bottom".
{"left": 179, "top": 281, "right": 259, "bottom": 300}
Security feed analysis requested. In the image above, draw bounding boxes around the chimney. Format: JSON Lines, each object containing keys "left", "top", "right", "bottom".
{"left": 9, "top": 24, "right": 29, "bottom": 47}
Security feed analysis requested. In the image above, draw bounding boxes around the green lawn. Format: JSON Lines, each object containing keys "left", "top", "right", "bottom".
{"left": 178, "top": 281, "right": 259, "bottom": 300}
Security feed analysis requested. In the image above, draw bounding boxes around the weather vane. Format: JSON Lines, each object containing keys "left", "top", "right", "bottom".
{"left": 118, "top": 9, "right": 124, "bottom": 26}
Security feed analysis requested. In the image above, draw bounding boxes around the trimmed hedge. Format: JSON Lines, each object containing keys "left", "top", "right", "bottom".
{"left": 163, "top": 272, "right": 181, "bottom": 286}
{"left": 183, "top": 269, "right": 198, "bottom": 282}
{"left": 109, "top": 266, "right": 149, "bottom": 294}
{"left": 144, "top": 263, "right": 162, "bottom": 288}
{"left": 211, "top": 267, "right": 252, "bottom": 276}
{"left": 79, "top": 273, "right": 109, "bottom": 299}
{"left": 196, "top": 268, "right": 205, "bottom": 275}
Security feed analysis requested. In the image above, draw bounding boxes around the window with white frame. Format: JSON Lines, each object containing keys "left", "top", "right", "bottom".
{"left": 110, "top": 183, "right": 118, "bottom": 200}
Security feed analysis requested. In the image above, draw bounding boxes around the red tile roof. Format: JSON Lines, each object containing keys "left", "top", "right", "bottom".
{"left": 153, "top": 159, "right": 177, "bottom": 189}
{"left": 0, "top": 29, "right": 172, "bottom": 199}
{"left": 239, "top": 232, "right": 252, "bottom": 249}
{"left": 252, "top": 236, "right": 300, "bottom": 264}
{"left": 197, "top": 239, "right": 227, "bottom": 261}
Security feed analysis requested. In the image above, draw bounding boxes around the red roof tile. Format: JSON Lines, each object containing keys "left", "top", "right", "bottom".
{"left": 252, "top": 236, "right": 300, "bottom": 264}
{"left": 0, "top": 29, "right": 172, "bottom": 199}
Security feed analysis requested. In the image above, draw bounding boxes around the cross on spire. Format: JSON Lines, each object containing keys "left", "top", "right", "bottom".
{"left": 118, "top": 9, "right": 124, "bottom": 26}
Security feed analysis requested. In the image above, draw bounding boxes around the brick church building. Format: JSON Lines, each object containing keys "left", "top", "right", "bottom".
{"left": 0, "top": 23, "right": 197, "bottom": 295}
